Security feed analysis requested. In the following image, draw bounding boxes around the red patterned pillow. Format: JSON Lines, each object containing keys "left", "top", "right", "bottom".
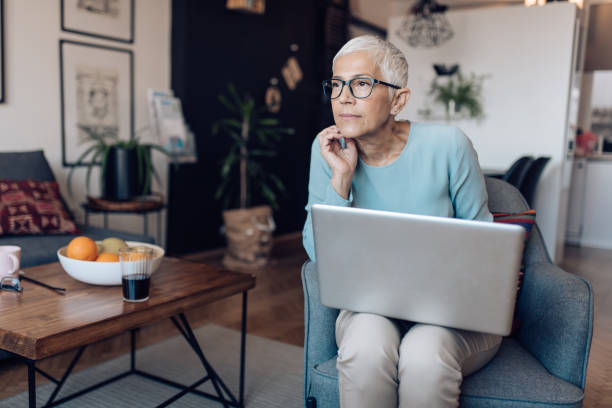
{"left": 0, "top": 180, "right": 79, "bottom": 235}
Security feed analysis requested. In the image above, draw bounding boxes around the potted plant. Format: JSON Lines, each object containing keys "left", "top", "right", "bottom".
{"left": 212, "top": 83, "right": 294, "bottom": 269}
{"left": 67, "top": 125, "right": 168, "bottom": 200}
{"left": 429, "top": 70, "right": 486, "bottom": 120}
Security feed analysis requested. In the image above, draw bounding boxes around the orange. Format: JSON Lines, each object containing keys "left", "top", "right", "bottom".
{"left": 66, "top": 236, "right": 98, "bottom": 261}
{"left": 96, "top": 252, "right": 119, "bottom": 262}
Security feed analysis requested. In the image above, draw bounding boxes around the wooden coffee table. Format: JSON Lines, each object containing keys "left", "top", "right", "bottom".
{"left": 0, "top": 257, "right": 255, "bottom": 408}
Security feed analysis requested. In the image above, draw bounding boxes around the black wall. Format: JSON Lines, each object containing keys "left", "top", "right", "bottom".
{"left": 167, "top": 0, "right": 333, "bottom": 254}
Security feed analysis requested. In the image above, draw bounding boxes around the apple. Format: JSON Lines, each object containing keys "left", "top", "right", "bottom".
{"left": 101, "top": 237, "right": 128, "bottom": 255}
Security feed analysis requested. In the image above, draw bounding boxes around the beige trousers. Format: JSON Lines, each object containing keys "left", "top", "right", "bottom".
{"left": 335, "top": 310, "right": 502, "bottom": 408}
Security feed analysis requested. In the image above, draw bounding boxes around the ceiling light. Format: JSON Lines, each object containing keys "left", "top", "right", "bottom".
{"left": 525, "top": 0, "right": 583, "bottom": 8}
{"left": 396, "top": 0, "right": 453, "bottom": 48}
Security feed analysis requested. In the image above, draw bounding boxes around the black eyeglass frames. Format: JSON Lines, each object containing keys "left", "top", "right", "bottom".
{"left": 322, "top": 77, "right": 400, "bottom": 99}
{"left": 0, "top": 276, "right": 23, "bottom": 292}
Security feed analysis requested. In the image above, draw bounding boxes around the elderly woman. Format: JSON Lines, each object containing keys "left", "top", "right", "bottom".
{"left": 302, "top": 36, "right": 502, "bottom": 408}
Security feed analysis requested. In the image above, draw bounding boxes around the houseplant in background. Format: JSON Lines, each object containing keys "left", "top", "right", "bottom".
{"left": 212, "top": 83, "right": 294, "bottom": 269}
{"left": 67, "top": 126, "right": 169, "bottom": 201}
{"left": 429, "top": 69, "right": 486, "bottom": 121}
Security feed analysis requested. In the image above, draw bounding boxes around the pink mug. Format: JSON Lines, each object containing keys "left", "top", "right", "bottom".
{"left": 0, "top": 246, "right": 21, "bottom": 275}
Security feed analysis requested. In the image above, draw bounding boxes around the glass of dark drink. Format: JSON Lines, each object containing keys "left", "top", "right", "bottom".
{"left": 119, "top": 246, "right": 154, "bottom": 302}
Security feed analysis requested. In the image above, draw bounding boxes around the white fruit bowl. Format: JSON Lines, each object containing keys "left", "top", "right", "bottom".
{"left": 57, "top": 241, "right": 165, "bottom": 286}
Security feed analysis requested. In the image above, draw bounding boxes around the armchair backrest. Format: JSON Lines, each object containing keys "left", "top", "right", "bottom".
{"left": 486, "top": 177, "right": 592, "bottom": 389}
{"left": 485, "top": 177, "right": 550, "bottom": 266}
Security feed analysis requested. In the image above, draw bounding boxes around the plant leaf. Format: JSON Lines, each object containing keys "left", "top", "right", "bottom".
{"left": 148, "top": 144, "right": 170, "bottom": 157}
{"left": 268, "top": 173, "right": 286, "bottom": 195}
{"left": 218, "top": 118, "right": 242, "bottom": 129}
{"left": 221, "top": 153, "right": 237, "bottom": 179}
{"left": 136, "top": 145, "right": 144, "bottom": 188}
{"left": 84, "top": 148, "right": 106, "bottom": 194}
{"left": 258, "top": 118, "right": 279, "bottom": 126}
{"left": 66, "top": 143, "right": 103, "bottom": 196}
{"left": 249, "top": 149, "right": 276, "bottom": 157}
{"left": 218, "top": 94, "right": 238, "bottom": 114}
{"left": 260, "top": 183, "right": 278, "bottom": 210}
{"left": 142, "top": 147, "right": 152, "bottom": 195}
{"left": 227, "top": 83, "right": 245, "bottom": 113}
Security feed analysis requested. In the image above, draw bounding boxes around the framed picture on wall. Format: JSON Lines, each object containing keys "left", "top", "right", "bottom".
{"left": 61, "top": 0, "right": 134, "bottom": 43}
{"left": 1, "top": 0, "right": 5, "bottom": 103}
{"left": 60, "top": 39, "right": 133, "bottom": 166}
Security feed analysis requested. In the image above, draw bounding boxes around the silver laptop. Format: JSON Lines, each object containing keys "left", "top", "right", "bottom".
{"left": 312, "top": 204, "right": 525, "bottom": 336}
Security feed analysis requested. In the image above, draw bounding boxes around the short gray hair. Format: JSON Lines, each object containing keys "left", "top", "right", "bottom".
{"left": 333, "top": 35, "right": 408, "bottom": 89}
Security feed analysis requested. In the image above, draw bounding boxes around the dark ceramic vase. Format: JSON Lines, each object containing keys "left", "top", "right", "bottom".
{"left": 103, "top": 146, "right": 150, "bottom": 200}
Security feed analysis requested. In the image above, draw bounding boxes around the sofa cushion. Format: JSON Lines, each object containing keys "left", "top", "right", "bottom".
{"left": 0, "top": 180, "right": 79, "bottom": 236}
{"left": 0, "top": 151, "right": 56, "bottom": 181}
{"left": 461, "top": 338, "right": 584, "bottom": 407}
{"left": 309, "top": 338, "right": 583, "bottom": 408}
{"left": 0, "top": 150, "right": 76, "bottom": 221}
{"left": 4, "top": 224, "right": 154, "bottom": 269}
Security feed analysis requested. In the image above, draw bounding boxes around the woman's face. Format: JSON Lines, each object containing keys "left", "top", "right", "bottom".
{"left": 331, "top": 51, "right": 394, "bottom": 138}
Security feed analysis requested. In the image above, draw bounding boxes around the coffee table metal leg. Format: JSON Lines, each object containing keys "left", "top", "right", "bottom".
{"left": 240, "top": 291, "right": 247, "bottom": 406}
{"left": 27, "top": 359, "right": 36, "bottom": 408}
{"left": 45, "top": 346, "right": 86, "bottom": 406}
{"left": 131, "top": 329, "right": 137, "bottom": 372}
{"left": 176, "top": 314, "right": 232, "bottom": 407}
{"left": 15, "top": 291, "right": 250, "bottom": 408}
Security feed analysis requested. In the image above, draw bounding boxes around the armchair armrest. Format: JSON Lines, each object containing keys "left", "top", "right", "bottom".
{"left": 301, "top": 261, "right": 339, "bottom": 400}
{"left": 516, "top": 261, "right": 593, "bottom": 389}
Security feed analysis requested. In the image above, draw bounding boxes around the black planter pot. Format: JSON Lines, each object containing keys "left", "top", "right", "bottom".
{"left": 103, "top": 146, "right": 150, "bottom": 200}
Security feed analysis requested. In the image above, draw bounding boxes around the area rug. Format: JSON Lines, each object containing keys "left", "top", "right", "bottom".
{"left": 2, "top": 325, "right": 304, "bottom": 407}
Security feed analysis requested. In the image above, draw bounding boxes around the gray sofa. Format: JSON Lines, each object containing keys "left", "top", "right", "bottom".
{"left": 0, "top": 151, "right": 155, "bottom": 360}
{"left": 302, "top": 177, "right": 593, "bottom": 408}
{"left": 0, "top": 150, "right": 154, "bottom": 268}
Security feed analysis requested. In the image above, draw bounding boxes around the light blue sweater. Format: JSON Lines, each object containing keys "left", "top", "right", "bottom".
{"left": 302, "top": 122, "right": 492, "bottom": 262}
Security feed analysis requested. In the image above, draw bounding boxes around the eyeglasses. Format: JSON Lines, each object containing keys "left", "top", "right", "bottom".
{"left": 1, "top": 276, "right": 23, "bottom": 292}
{"left": 322, "top": 77, "right": 400, "bottom": 99}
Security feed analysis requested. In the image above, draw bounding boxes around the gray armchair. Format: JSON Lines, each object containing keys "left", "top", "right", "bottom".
{"left": 301, "top": 177, "right": 593, "bottom": 408}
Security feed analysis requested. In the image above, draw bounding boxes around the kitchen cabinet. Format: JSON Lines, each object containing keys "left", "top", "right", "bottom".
{"left": 566, "top": 156, "right": 612, "bottom": 248}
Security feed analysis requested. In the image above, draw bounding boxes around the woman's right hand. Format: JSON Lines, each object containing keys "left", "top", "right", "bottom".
{"left": 318, "top": 125, "right": 358, "bottom": 199}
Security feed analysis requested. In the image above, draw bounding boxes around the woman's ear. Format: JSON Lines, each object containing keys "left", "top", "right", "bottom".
{"left": 391, "top": 88, "right": 411, "bottom": 115}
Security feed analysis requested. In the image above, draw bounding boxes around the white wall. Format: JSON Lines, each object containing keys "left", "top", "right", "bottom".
{"left": 388, "top": 3, "right": 578, "bottom": 262}
{"left": 0, "top": 0, "right": 171, "bottom": 246}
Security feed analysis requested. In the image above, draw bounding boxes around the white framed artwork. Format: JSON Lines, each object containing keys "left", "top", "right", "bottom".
{"left": 60, "top": 39, "right": 133, "bottom": 166}
{"left": 61, "top": 0, "right": 134, "bottom": 43}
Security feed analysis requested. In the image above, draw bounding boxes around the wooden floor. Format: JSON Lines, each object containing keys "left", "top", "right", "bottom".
{"left": 560, "top": 245, "right": 612, "bottom": 408}
{"left": 0, "top": 235, "right": 609, "bottom": 407}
